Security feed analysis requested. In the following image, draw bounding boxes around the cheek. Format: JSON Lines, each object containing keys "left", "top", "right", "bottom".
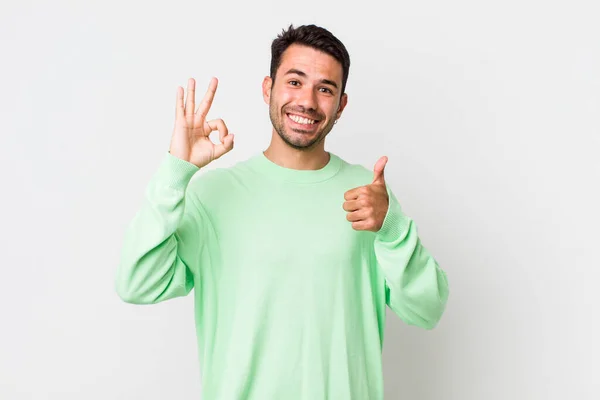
{"left": 277, "top": 90, "right": 295, "bottom": 105}
{"left": 320, "top": 99, "right": 339, "bottom": 117}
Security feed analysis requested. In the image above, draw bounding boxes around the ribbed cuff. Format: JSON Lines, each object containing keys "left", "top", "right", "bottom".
{"left": 153, "top": 152, "right": 200, "bottom": 190}
{"left": 376, "top": 186, "right": 412, "bottom": 242}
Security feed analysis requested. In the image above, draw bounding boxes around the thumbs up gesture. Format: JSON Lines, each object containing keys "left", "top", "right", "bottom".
{"left": 343, "top": 156, "right": 390, "bottom": 232}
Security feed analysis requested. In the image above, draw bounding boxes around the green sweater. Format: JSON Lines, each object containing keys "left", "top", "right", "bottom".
{"left": 116, "top": 151, "right": 449, "bottom": 399}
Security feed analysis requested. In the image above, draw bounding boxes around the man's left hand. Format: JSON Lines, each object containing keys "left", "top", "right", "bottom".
{"left": 343, "top": 156, "right": 390, "bottom": 232}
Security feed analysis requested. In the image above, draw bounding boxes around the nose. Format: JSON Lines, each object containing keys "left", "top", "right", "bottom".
{"left": 296, "top": 85, "right": 318, "bottom": 112}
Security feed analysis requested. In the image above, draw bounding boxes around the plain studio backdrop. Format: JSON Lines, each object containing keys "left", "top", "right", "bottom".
{"left": 1, "top": 0, "right": 598, "bottom": 399}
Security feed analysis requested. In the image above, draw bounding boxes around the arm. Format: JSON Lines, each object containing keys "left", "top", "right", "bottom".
{"left": 116, "top": 77, "right": 234, "bottom": 304}
{"left": 115, "top": 152, "right": 205, "bottom": 304}
{"left": 373, "top": 187, "right": 449, "bottom": 329}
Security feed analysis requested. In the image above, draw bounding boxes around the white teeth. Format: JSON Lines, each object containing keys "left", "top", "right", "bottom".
{"left": 289, "top": 114, "right": 315, "bottom": 125}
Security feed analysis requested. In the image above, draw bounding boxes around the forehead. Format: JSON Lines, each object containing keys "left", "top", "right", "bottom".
{"left": 278, "top": 44, "right": 343, "bottom": 83}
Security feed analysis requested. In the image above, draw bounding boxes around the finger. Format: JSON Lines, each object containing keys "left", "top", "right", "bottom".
{"left": 344, "top": 187, "right": 363, "bottom": 201}
{"left": 346, "top": 209, "right": 368, "bottom": 222}
{"left": 204, "top": 119, "right": 233, "bottom": 159}
{"left": 372, "top": 156, "right": 388, "bottom": 185}
{"left": 214, "top": 133, "right": 235, "bottom": 159}
{"left": 346, "top": 210, "right": 369, "bottom": 222}
{"left": 175, "top": 86, "right": 184, "bottom": 120}
{"left": 195, "top": 77, "right": 218, "bottom": 122}
{"left": 351, "top": 221, "right": 370, "bottom": 231}
{"left": 342, "top": 199, "right": 361, "bottom": 212}
{"left": 204, "top": 119, "right": 229, "bottom": 141}
{"left": 184, "top": 78, "right": 196, "bottom": 118}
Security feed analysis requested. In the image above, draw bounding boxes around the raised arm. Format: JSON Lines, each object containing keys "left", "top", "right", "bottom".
{"left": 374, "top": 187, "right": 449, "bottom": 329}
{"left": 115, "top": 77, "right": 235, "bottom": 304}
{"left": 343, "top": 156, "right": 449, "bottom": 329}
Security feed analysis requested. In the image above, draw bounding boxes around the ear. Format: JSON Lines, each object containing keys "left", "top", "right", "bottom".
{"left": 262, "top": 76, "right": 272, "bottom": 105}
{"left": 336, "top": 92, "right": 348, "bottom": 120}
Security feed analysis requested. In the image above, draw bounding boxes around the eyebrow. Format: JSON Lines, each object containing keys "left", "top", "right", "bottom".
{"left": 284, "top": 68, "right": 339, "bottom": 89}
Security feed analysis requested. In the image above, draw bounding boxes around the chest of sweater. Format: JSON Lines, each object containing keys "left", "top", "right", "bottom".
{"left": 204, "top": 182, "right": 375, "bottom": 291}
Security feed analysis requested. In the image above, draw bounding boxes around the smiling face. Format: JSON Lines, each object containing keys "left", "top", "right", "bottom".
{"left": 263, "top": 44, "right": 348, "bottom": 150}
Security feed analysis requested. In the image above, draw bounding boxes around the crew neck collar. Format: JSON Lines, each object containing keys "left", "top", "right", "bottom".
{"left": 247, "top": 151, "right": 342, "bottom": 183}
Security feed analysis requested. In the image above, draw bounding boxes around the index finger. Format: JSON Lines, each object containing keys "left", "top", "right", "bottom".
{"left": 195, "top": 77, "right": 218, "bottom": 120}
{"left": 344, "top": 186, "right": 363, "bottom": 200}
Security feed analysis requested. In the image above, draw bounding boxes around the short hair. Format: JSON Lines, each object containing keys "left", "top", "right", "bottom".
{"left": 270, "top": 24, "right": 351, "bottom": 94}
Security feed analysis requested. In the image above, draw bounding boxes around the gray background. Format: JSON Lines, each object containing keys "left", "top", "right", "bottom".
{"left": 1, "top": 0, "right": 598, "bottom": 399}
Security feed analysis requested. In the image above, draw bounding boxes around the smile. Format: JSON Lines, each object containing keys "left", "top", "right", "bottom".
{"left": 287, "top": 113, "right": 319, "bottom": 125}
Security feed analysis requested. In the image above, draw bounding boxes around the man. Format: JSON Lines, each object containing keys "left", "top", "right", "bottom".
{"left": 116, "top": 24, "right": 449, "bottom": 399}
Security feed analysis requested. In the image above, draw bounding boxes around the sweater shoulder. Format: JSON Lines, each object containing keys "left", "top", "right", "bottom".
{"left": 185, "top": 157, "right": 253, "bottom": 200}
{"left": 336, "top": 155, "right": 374, "bottom": 186}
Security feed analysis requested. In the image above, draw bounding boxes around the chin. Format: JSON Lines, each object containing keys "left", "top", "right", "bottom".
{"left": 291, "top": 132, "right": 326, "bottom": 149}
{"left": 277, "top": 130, "right": 317, "bottom": 149}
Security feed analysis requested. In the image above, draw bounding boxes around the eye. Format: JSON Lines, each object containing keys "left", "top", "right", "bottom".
{"left": 289, "top": 80, "right": 300, "bottom": 86}
{"left": 319, "top": 87, "right": 334, "bottom": 94}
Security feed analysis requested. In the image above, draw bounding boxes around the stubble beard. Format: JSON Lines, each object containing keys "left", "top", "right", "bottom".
{"left": 269, "top": 101, "right": 336, "bottom": 151}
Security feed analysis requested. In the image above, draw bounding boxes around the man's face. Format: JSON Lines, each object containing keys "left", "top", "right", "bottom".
{"left": 263, "top": 44, "right": 348, "bottom": 150}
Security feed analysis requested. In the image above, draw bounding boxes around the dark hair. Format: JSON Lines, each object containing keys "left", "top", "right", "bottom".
{"left": 270, "top": 24, "right": 351, "bottom": 94}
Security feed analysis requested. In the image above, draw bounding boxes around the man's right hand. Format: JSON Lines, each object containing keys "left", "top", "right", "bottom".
{"left": 169, "top": 77, "right": 234, "bottom": 168}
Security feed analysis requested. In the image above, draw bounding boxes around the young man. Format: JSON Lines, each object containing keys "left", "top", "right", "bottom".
{"left": 116, "top": 24, "right": 449, "bottom": 400}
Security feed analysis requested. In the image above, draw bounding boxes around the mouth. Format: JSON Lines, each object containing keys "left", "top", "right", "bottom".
{"left": 286, "top": 113, "right": 321, "bottom": 131}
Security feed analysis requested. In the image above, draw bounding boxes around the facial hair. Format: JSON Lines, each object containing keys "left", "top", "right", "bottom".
{"left": 269, "top": 99, "right": 337, "bottom": 151}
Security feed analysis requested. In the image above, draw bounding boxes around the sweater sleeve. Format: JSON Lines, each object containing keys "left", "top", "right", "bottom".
{"left": 373, "top": 186, "right": 449, "bottom": 329}
{"left": 115, "top": 152, "right": 206, "bottom": 305}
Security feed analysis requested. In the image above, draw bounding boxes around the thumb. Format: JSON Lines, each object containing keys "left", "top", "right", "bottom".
{"left": 214, "top": 133, "right": 235, "bottom": 159}
{"left": 372, "top": 156, "right": 388, "bottom": 185}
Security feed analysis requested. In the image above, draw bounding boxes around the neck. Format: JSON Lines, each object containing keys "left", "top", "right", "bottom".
{"left": 263, "top": 129, "right": 330, "bottom": 170}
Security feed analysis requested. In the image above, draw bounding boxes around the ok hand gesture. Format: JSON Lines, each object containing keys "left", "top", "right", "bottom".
{"left": 169, "top": 77, "right": 235, "bottom": 168}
